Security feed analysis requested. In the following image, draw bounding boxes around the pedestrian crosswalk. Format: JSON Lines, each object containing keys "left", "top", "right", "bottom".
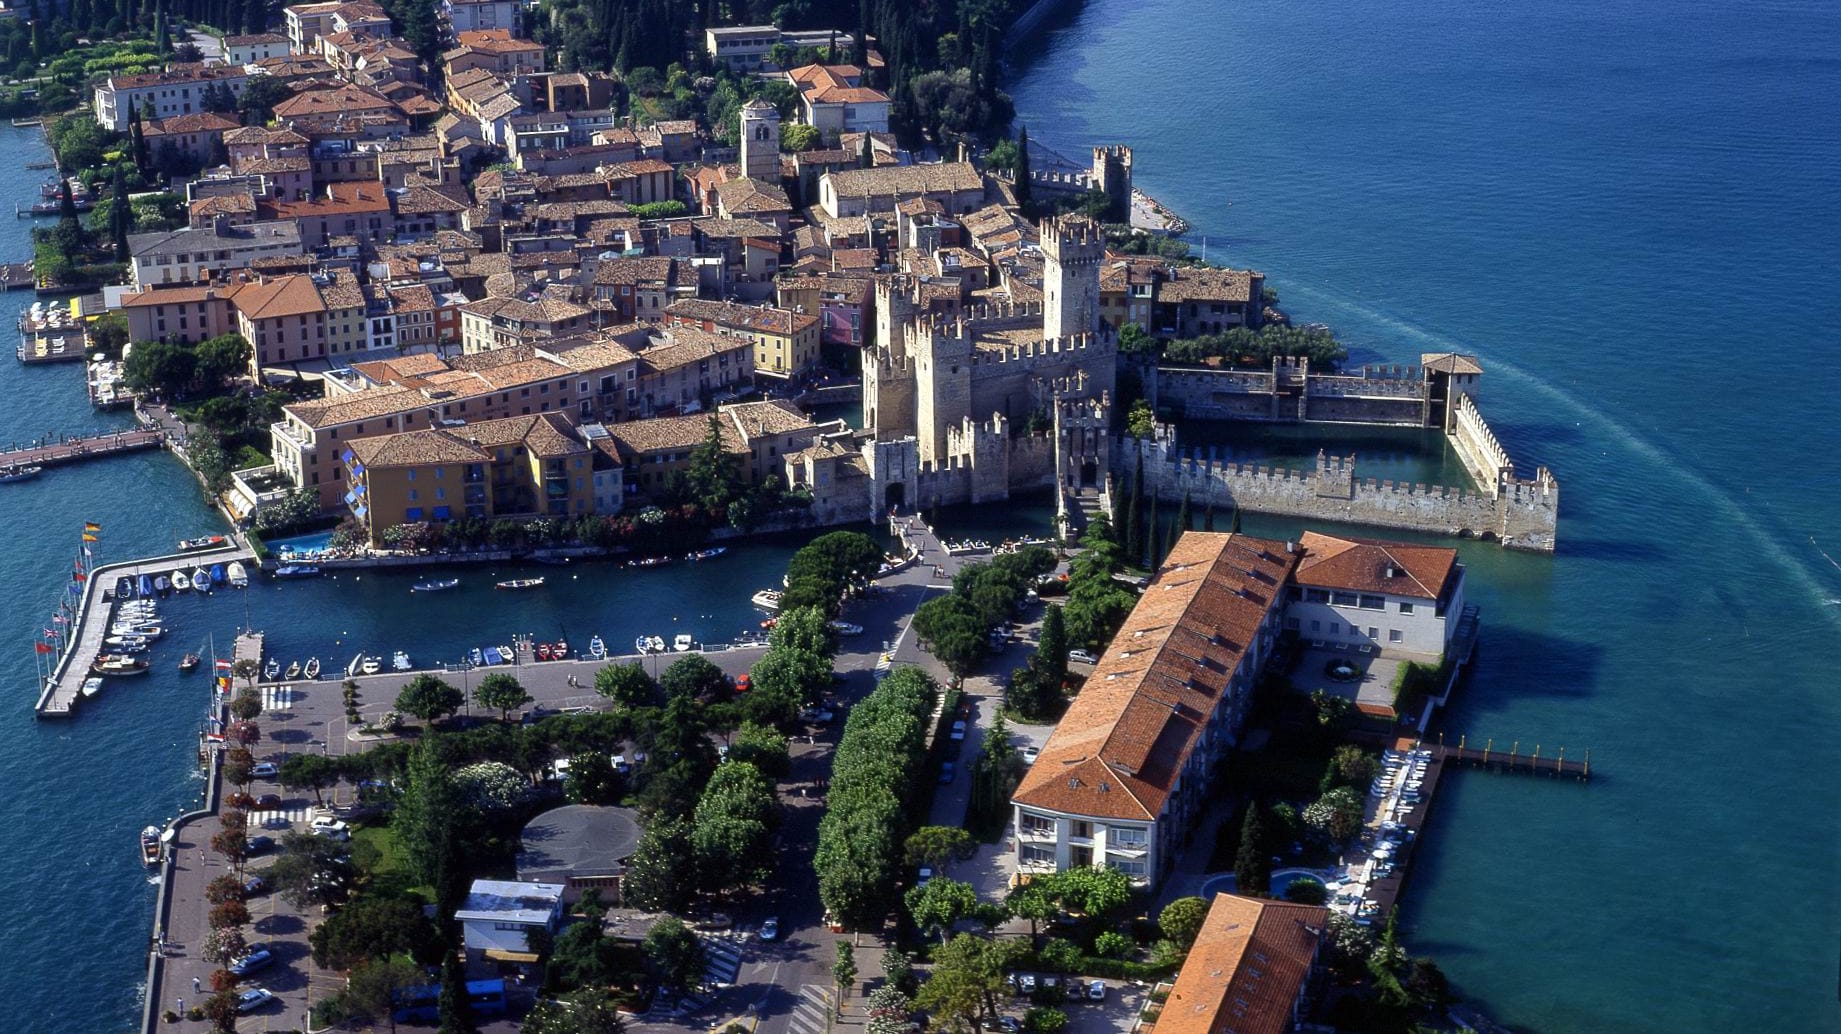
{"left": 259, "top": 685, "right": 295, "bottom": 712}
{"left": 701, "top": 930, "right": 746, "bottom": 988}
{"left": 248, "top": 805, "right": 311, "bottom": 830}
{"left": 788, "top": 984, "right": 833, "bottom": 1034}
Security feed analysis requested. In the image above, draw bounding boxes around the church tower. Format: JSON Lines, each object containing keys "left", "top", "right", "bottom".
{"left": 739, "top": 99, "right": 780, "bottom": 182}
{"left": 1041, "top": 215, "right": 1104, "bottom": 340}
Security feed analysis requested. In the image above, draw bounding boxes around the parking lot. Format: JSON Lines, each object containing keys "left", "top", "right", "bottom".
{"left": 987, "top": 975, "right": 1144, "bottom": 1034}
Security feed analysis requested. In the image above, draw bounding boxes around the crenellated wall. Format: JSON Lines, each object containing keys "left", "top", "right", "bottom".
{"left": 1445, "top": 392, "right": 1514, "bottom": 496}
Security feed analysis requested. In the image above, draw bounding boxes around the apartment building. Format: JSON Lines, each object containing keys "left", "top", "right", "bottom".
{"left": 92, "top": 64, "right": 252, "bottom": 132}
{"left": 662, "top": 298, "right": 820, "bottom": 380}
{"left": 127, "top": 221, "right": 305, "bottom": 288}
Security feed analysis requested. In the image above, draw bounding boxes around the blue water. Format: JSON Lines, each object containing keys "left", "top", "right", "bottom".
{"left": 1012, "top": 1, "right": 1841, "bottom": 1030}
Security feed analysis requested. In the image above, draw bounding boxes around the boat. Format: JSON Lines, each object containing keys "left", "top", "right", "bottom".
{"left": 192, "top": 567, "right": 211, "bottom": 591}
{"left": 116, "top": 576, "right": 134, "bottom": 598}
{"left": 304, "top": 657, "right": 320, "bottom": 679}
{"left": 0, "top": 464, "right": 43, "bottom": 483}
{"left": 263, "top": 658, "right": 280, "bottom": 681}
{"left": 210, "top": 564, "right": 225, "bottom": 587}
{"left": 179, "top": 653, "right": 201, "bottom": 673}
{"left": 104, "top": 635, "right": 149, "bottom": 649}
{"left": 470, "top": 647, "right": 483, "bottom": 666}
{"left": 691, "top": 547, "right": 727, "bottom": 560}
{"left": 140, "top": 825, "right": 162, "bottom": 867}
{"left": 483, "top": 646, "right": 503, "bottom": 665}
{"left": 647, "top": 635, "right": 666, "bottom": 653}
{"left": 172, "top": 570, "right": 190, "bottom": 592}
{"left": 178, "top": 534, "right": 226, "bottom": 551}
{"left": 391, "top": 650, "right": 410, "bottom": 671}
{"left": 495, "top": 577, "right": 545, "bottom": 590}
{"left": 411, "top": 577, "right": 460, "bottom": 592}
{"left": 92, "top": 654, "right": 149, "bottom": 676}
{"left": 588, "top": 636, "right": 606, "bottom": 659}
{"left": 154, "top": 575, "right": 170, "bottom": 596}
{"left": 751, "top": 589, "right": 783, "bottom": 610}
{"left": 361, "top": 656, "right": 381, "bottom": 675}
{"left": 634, "top": 635, "right": 651, "bottom": 654}
{"left": 226, "top": 562, "right": 248, "bottom": 588}
{"left": 80, "top": 677, "right": 103, "bottom": 698}
{"left": 273, "top": 564, "right": 321, "bottom": 579}
{"left": 498, "top": 644, "right": 515, "bottom": 664}
{"left": 137, "top": 574, "right": 153, "bottom": 597}
{"left": 673, "top": 634, "right": 693, "bottom": 652}
{"left": 553, "top": 639, "right": 568, "bottom": 659}
{"left": 285, "top": 661, "right": 301, "bottom": 679}
{"left": 535, "top": 642, "right": 552, "bottom": 661}
{"left": 346, "top": 652, "right": 365, "bottom": 678}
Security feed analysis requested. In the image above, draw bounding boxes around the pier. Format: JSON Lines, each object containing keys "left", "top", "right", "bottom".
{"left": 0, "top": 429, "right": 165, "bottom": 470}
{"left": 35, "top": 543, "right": 256, "bottom": 718}
{"left": 0, "top": 262, "right": 34, "bottom": 291}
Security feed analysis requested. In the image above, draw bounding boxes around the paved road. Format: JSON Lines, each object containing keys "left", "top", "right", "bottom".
{"left": 152, "top": 515, "right": 980, "bottom": 1033}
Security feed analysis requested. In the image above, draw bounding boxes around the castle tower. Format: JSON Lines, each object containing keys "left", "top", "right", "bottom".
{"left": 1041, "top": 215, "right": 1104, "bottom": 341}
{"left": 739, "top": 99, "right": 779, "bottom": 182}
{"left": 1090, "top": 146, "right": 1133, "bottom": 223}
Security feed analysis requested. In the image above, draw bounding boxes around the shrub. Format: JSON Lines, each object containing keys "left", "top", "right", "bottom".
{"left": 1283, "top": 877, "right": 1329, "bottom": 905}
{"left": 1091, "top": 931, "right": 1131, "bottom": 959}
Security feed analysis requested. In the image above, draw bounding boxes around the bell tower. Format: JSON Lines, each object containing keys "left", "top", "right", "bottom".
{"left": 739, "top": 99, "right": 780, "bottom": 182}
{"left": 1041, "top": 215, "right": 1104, "bottom": 340}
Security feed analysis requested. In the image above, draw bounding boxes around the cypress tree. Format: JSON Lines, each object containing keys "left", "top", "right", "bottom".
{"left": 110, "top": 165, "right": 131, "bottom": 262}
{"left": 57, "top": 177, "right": 77, "bottom": 224}
{"left": 240, "top": 0, "right": 263, "bottom": 32}
{"left": 852, "top": 0, "right": 868, "bottom": 76}
{"left": 1203, "top": 498, "right": 1216, "bottom": 532}
{"left": 1014, "top": 124, "right": 1033, "bottom": 213}
{"left": 1178, "top": 491, "right": 1193, "bottom": 532}
{"left": 129, "top": 101, "right": 148, "bottom": 170}
{"left": 1147, "top": 491, "right": 1162, "bottom": 566}
{"left": 437, "top": 949, "right": 476, "bottom": 1033}
{"left": 153, "top": 2, "right": 168, "bottom": 53}
{"left": 1233, "top": 804, "right": 1270, "bottom": 896}
{"left": 1035, "top": 602, "right": 1067, "bottom": 688}
{"left": 1229, "top": 505, "right": 1242, "bottom": 534}
{"left": 1124, "top": 450, "right": 1143, "bottom": 563}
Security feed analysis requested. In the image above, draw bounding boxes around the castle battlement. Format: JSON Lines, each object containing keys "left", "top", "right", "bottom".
{"left": 970, "top": 332, "right": 1110, "bottom": 365}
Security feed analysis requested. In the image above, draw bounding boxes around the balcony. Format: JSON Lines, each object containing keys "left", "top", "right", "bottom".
{"left": 228, "top": 464, "right": 297, "bottom": 521}
{"left": 1017, "top": 825, "right": 1058, "bottom": 843}
{"left": 270, "top": 420, "right": 313, "bottom": 451}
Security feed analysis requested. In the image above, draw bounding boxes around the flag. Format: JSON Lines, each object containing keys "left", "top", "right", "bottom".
{"left": 44, "top": 628, "right": 56, "bottom": 638}
{"left": 72, "top": 570, "right": 86, "bottom": 581}
{"left": 215, "top": 659, "right": 233, "bottom": 672}
{"left": 33, "top": 642, "right": 51, "bottom": 654}
{"left": 83, "top": 522, "right": 100, "bottom": 532}
{"left": 52, "top": 614, "right": 65, "bottom": 624}
{"left": 67, "top": 583, "right": 80, "bottom": 595}
{"left": 82, "top": 547, "right": 91, "bottom": 559}
{"left": 82, "top": 533, "right": 97, "bottom": 542}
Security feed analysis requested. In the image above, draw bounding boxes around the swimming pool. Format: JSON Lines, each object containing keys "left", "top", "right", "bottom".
{"left": 265, "top": 529, "right": 336, "bottom": 555}
{"left": 1199, "top": 868, "right": 1326, "bottom": 901}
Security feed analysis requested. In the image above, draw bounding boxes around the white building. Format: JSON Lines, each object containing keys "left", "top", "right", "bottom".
{"left": 92, "top": 65, "right": 253, "bottom": 133}
{"left": 127, "top": 221, "right": 304, "bottom": 288}
{"left": 1284, "top": 531, "right": 1465, "bottom": 659}
{"left": 222, "top": 32, "right": 292, "bottom": 64}
{"left": 1010, "top": 532, "right": 1298, "bottom": 889}
{"left": 455, "top": 879, "right": 564, "bottom": 960}
{"left": 444, "top": 0, "right": 520, "bottom": 33}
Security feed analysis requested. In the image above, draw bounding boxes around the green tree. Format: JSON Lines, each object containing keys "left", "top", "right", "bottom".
{"left": 236, "top": 74, "right": 292, "bottom": 124}
{"left": 1049, "top": 865, "right": 1130, "bottom": 917}
{"left": 1034, "top": 604, "right": 1068, "bottom": 686}
{"left": 1023, "top": 1007, "right": 1067, "bottom": 1034}
{"left": 834, "top": 941, "right": 858, "bottom": 1007}
{"left": 746, "top": 645, "right": 828, "bottom": 727}
{"left": 438, "top": 948, "right": 476, "bottom": 1033}
{"left": 622, "top": 814, "right": 694, "bottom": 912}
{"left": 1234, "top": 803, "right": 1271, "bottom": 897}
{"left": 1282, "top": 877, "right": 1328, "bottom": 905}
{"left": 880, "top": 948, "right": 916, "bottom": 996}
{"left": 1302, "top": 786, "right": 1365, "bottom": 846}
{"left": 564, "top": 750, "right": 624, "bottom": 804}
{"left": 913, "top": 594, "right": 986, "bottom": 676}
{"left": 108, "top": 165, "right": 130, "bottom": 261}
{"left": 1117, "top": 322, "right": 1155, "bottom": 356}
{"left": 727, "top": 721, "right": 790, "bottom": 779}
{"left": 396, "top": 673, "right": 465, "bottom": 724}
{"left": 781, "top": 122, "right": 820, "bottom": 152}
{"left": 769, "top": 605, "right": 836, "bottom": 660}
{"left": 904, "top": 825, "right": 975, "bottom": 870}
{"left": 309, "top": 896, "right": 439, "bottom": 970}
{"left": 1158, "top": 896, "right": 1209, "bottom": 952}
{"left": 914, "top": 934, "right": 1014, "bottom": 1034}
{"left": 474, "top": 672, "right": 532, "bottom": 722}
{"left": 594, "top": 662, "right": 660, "bottom": 709}
{"left": 341, "top": 956, "right": 421, "bottom": 1030}
{"left": 520, "top": 988, "right": 628, "bottom": 1034}
{"left": 904, "top": 876, "right": 978, "bottom": 943}
{"left": 192, "top": 333, "right": 250, "bottom": 388}
{"left": 121, "top": 339, "right": 197, "bottom": 398}
{"left": 692, "top": 761, "right": 777, "bottom": 895}
{"left": 641, "top": 917, "right": 705, "bottom": 992}
{"left": 1013, "top": 124, "right": 1032, "bottom": 212}
{"left": 396, "top": 734, "right": 461, "bottom": 890}
{"left": 660, "top": 653, "right": 729, "bottom": 703}
{"left": 1005, "top": 880, "right": 1057, "bottom": 942}
{"left": 549, "top": 919, "right": 622, "bottom": 991}
{"left": 682, "top": 413, "right": 743, "bottom": 515}
{"left": 278, "top": 752, "right": 340, "bottom": 805}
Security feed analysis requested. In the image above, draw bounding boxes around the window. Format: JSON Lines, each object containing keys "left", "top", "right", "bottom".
{"left": 1332, "top": 591, "right": 1360, "bottom": 607}
{"left": 405, "top": 507, "right": 423, "bottom": 520}
{"left": 1071, "top": 821, "right": 1093, "bottom": 839}
{"left": 1389, "top": 629, "right": 1404, "bottom": 643}
{"left": 1359, "top": 594, "right": 1385, "bottom": 610}
{"left": 1329, "top": 622, "right": 1340, "bottom": 634}
{"left": 1307, "top": 588, "right": 1330, "bottom": 603}
{"left": 1020, "top": 844, "right": 1055, "bottom": 865}
{"left": 1109, "top": 826, "right": 1148, "bottom": 847}
{"left": 1366, "top": 627, "right": 1378, "bottom": 639}
{"left": 1399, "top": 601, "right": 1415, "bottom": 614}
{"left": 1310, "top": 620, "right": 1321, "bottom": 631}
{"left": 1285, "top": 617, "right": 1299, "bottom": 630}
{"left": 1106, "top": 856, "right": 1147, "bottom": 876}
{"left": 1020, "top": 813, "right": 1055, "bottom": 836}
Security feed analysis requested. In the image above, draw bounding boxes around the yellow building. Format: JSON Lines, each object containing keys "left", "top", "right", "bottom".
{"left": 663, "top": 298, "right": 821, "bottom": 380}
{"left": 344, "top": 412, "right": 614, "bottom": 545}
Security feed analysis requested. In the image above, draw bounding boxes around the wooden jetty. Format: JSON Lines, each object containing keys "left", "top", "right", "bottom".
{"left": 0, "top": 263, "right": 34, "bottom": 291}
{"left": 35, "top": 542, "right": 256, "bottom": 717}
{"left": 0, "top": 429, "right": 164, "bottom": 470}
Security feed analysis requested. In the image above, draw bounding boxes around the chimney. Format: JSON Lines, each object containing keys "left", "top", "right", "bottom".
{"left": 1285, "top": 540, "right": 1297, "bottom": 554}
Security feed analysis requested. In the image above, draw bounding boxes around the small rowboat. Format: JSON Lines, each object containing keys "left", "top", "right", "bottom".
{"left": 495, "top": 577, "right": 545, "bottom": 590}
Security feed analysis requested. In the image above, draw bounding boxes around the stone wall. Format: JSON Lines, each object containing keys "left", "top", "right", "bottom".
{"left": 1151, "top": 360, "right": 1434, "bottom": 427}
{"left": 1445, "top": 392, "right": 1514, "bottom": 495}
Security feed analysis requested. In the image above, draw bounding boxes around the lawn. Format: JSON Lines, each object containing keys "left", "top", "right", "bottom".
{"left": 350, "top": 822, "right": 430, "bottom": 902}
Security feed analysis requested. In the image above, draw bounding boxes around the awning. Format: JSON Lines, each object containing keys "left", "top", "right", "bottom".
{"left": 482, "top": 949, "right": 541, "bottom": 963}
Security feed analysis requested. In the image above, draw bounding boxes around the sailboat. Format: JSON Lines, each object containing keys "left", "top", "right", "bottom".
{"left": 192, "top": 567, "right": 211, "bottom": 591}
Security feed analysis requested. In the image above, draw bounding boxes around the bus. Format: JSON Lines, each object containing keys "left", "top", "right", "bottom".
{"left": 393, "top": 978, "right": 508, "bottom": 1023}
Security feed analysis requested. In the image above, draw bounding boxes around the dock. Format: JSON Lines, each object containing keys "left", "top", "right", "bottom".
{"left": 35, "top": 543, "right": 256, "bottom": 717}
{"left": 0, "top": 263, "right": 34, "bottom": 291}
{"left": 0, "top": 429, "right": 165, "bottom": 470}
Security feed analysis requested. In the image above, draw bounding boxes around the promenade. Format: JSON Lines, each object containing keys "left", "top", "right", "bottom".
{"left": 0, "top": 428, "right": 164, "bottom": 468}
{"left": 144, "top": 515, "right": 976, "bottom": 1033}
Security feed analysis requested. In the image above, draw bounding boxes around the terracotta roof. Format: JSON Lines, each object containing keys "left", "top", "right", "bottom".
{"left": 1420, "top": 352, "right": 1482, "bottom": 376}
{"left": 1011, "top": 532, "right": 1297, "bottom": 822}
{"left": 724, "top": 399, "right": 815, "bottom": 441}
{"left": 605, "top": 411, "right": 746, "bottom": 455}
{"left": 190, "top": 194, "right": 257, "bottom": 218}
{"left": 715, "top": 176, "right": 793, "bottom": 216}
{"left": 1157, "top": 267, "right": 1255, "bottom": 305}
{"left": 119, "top": 284, "right": 219, "bottom": 308}
{"left": 350, "top": 426, "right": 492, "bottom": 466}
{"left": 228, "top": 274, "right": 327, "bottom": 320}
{"left": 237, "top": 155, "right": 312, "bottom": 175}
{"left": 223, "top": 125, "right": 310, "bottom": 146}
{"left": 145, "top": 112, "right": 240, "bottom": 136}
{"left": 824, "top": 162, "right": 982, "bottom": 200}
{"left": 593, "top": 256, "right": 675, "bottom": 286}
{"left": 1292, "top": 531, "right": 1457, "bottom": 601}
{"left": 448, "top": 28, "right": 545, "bottom": 55}
{"left": 106, "top": 64, "right": 249, "bottom": 90}
{"left": 693, "top": 216, "right": 780, "bottom": 239}
{"left": 272, "top": 83, "right": 395, "bottom": 117}
{"left": 665, "top": 298, "right": 816, "bottom": 337}
{"left": 1158, "top": 895, "right": 1326, "bottom": 1034}
{"left": 635, "top": 326, "right": 749, "bottom": 374}
{"left": 787, "top": 63, "right": 890, "bottom": 105}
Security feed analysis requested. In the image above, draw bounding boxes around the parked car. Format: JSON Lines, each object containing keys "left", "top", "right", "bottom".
{"left": 1086, "top": 980, "right": 1107, "bottom": 1001}
{"left": 1022, "top": 746, "right": 1040, "bottom": 765}
{"left": 310, "top": 816, "right": 351, "bottom": 841}
{"left": 939, "top": 761, "right": 956, "bottom": 784}
{"left": 1068, "top": 649, "right": 1099, "bottom": 665}
{"left": 916, "top": 867, "right": 933, "bottom": 889}
{"left": 250, "top": 762, "right": 279, "bottom": 779}
{"left": 950, "top": 720, "right": 967, "bottom": 741}
{"left": 245, "top": 835, "right": 274, "bottom": 855}
{"left": 234, "top": 988, "right": 275, "bottom": 1013}
{"left": 1018, "top": 974, "right": 1037, "bottom": 994}
{"left": 229, "top": 947, "right": 273, "bottom": 976}
{"left": 243, "top": 874, "right": 267, "bottom": 896}
{"left": 254, "top": 794, "right": 282, "bottom": 809}
{"left": 758, "top": 917, "right": 780, "bottom": 942}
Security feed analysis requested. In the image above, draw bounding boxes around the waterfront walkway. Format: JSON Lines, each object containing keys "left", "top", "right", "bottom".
{"left": 35, "top": 542, "right": 254, "bottom": 717}
{"left": 0, "top": 428, "right": 164, "bottom": 469}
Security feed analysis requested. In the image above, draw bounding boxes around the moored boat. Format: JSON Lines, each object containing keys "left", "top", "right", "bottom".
{"left": 470, "top": 647, "right": 484, "bottom": 666}
{"left": 92, "top": 654, "right": 149, "bottom": 676}
{"left": 498, "top": 644, "right": 514, "bottom": 663}
{"left": 391, "top": 650, "right": 411, "bottom": 671}
{"left": 484, "top": 646, "right": 503, "bottom": 665}
{"left": 192, "top": 567, "right": 211, "bottom": 591}
{"left": 116, "top": 576, "right": 134, "bottom": 598}
{"left": 263, "top": 658, "right": 280, "bottom": 681}
{"left": 647, "top": 635, "right": 666, "bottom": 653}
{"left": 751, "top": 589, "right": 783, "bottom": 610}
{"left": 179, "top": 653, "right": 201, "bottom": 673}
{"left": 588, "top": 635, "right": 606, "bottom": 660}
{"left": 140, "top": 825, "right": 162, "bottom": 866}
{"left": 304, "top": 657, "right": 320, "bottom": 679}
{"left": 411, "top": 577, "right": 459, "bottom": 592}
{"left": 553, "top": 639, "right": 568, "bottom": 659}
{"left": 0, "top": 464, "right": 43, "bottom": 483}
{"left": 361, "top": 656, "right": 381, "bottom": 675}
{"left": 80, "top": 677, "right": 103, "bottom": 698}
{"left": 692, "top": 547, "right": 727, "bottom": 560}
{"left": 172, "top": 570, "right": 190, "bottom": 592}
{"left": 347, "top": 652, "right": 365, "bottom": 678}
{"left": 226, "top": 562, "right": 248, "bottom": 588}
{"left": 495, "top": 577, "right": 545, "bottom": 590}
{"left": 154, "top": 575, "right": 170, "bottom": 596}
{"left": 634, "top": 635, "right": 650, "bottom": 654}
{"left": 178, "top": 534, "right": 226, "bottom": 551}
{"left": 273, "top": 564, "right": 322, "bottom": 579}
{"left": 285, "top": 661, "right": 301, "bottom": 679}
{"left": 209, "top": 564, "right": 225, "bottom": 586}
{"left": 672, "top": 634, "right": 693, "bottom": 652}
{"left": 535, "top": 642, "right": 552, "bottom": 661}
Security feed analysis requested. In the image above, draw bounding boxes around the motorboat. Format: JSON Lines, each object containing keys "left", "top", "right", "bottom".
{"left": 179, "top": 653, "right": 201, "bottom": 673}
{"left": 498, "top": 644, "right": 515, "bottom": 664}
{"left": 172, "top": 570, "right": 190, "bottom": 592}
{"left": 304, "top": 657, "right": 320, "bottom": 680}
{"left": 80, "top": 677, "right": 103, "bottom": 698}
{"left": 634, "top": 635, "right": 651, "bottom": 654}
{"left": 285, "top": 661, "right": 301, "bottom": 680}
{"left": 0, "top": 464, "right": 43, "bottom": 483}
{"left": 673, "top": 634, "right": 693, "bottom": 652}
{"left": 391, "top": 650, "right": 411, "bottom": 672}
{"left": 483, "top": 646, "right": 503, "bottom": 665}
{"left": 263, "top": 658, "right": 280, "bottom": 681}
{"left": 192, "top": 567, "right": 211, "bottom": 591}
{"left": 470, "top": 647, "right": 484, "bottom": 666}
{"left": 273, "top": 564, "right": 322, "bottom": 579}
{"left": 225, "top": 562, "right": 249, "bottom": 588}
{"left": 692, "top": 547, "right": 727, "bottom": 560}
{"left": 140, "top": 825, "right": 162, "bottom": 866}
{"left": 209, "top": 564, "right": 225, "bottom": 587}
{"left": 751, "top": 589, "right": 783, "bottom": 610}
{"left": 647, "top": 635, "right": 666, "bottom": 653}
{"left": 154, "top": 576, "right": 170, "bottom": 596}
{"left": 137, "top": 574, "right": 154, "bottom": 597}
{"left": 361, "top": 656, "right": 381, "bottom": 675}
{"left": 553, "top": 639, "right": 568, "bottom": 659}
{"left": 495, "top": 577, "right": 545, "bottom": 590}
{"left": 587, "top": 635, "right": 606, "bottom": 660}
{"left": 347, "top": 652, "right": 365, "bottom": 678}
{"left": 92, "top": 654, "right": 149, "bottom": 676}
{"left": 535, "top": 642, "right": 552, "bottom": 661}
{"left": 104, "top": 635, "right": 150, "bottom": 649}
{"left": 178, "top": 534, "right": 226, "bottom": 551}
{"left": 116, "top": 576, "right": 134, "bottom": 598}
{"left": 411, "top": 577, "right": 459, "bottom": 592}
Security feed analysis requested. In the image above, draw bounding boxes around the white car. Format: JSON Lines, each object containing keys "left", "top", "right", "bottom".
{"left": 250, "top": 762, "right": 279, "bottom": 779}
{"left": 309, "top": 816, "right": 350, "bottom": 841}
{"left": 235, "top": 988, "right": 275, "bottom": 1014}
{"left": 1021, "top": 746, "right": 1040, "bottom": 765}
{"left": 1068, "top": 649, "right": 1099, "bottom": 665}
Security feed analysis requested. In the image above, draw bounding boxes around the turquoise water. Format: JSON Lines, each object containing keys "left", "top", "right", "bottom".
{"left": 1012, "top": 0, "right": 1841, "bottom": 1030}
